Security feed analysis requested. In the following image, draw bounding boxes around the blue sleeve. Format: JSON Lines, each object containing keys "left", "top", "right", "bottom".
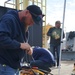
{"left": 0, "top": 15, "right": 20, "bottom": 49}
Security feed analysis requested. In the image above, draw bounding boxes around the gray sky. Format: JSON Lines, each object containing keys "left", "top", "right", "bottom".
{"left": 0, "top": 0, "right": 75, "bottom": 32}
{"left": 46, "top": 0, "right": 75, "bottom": 32}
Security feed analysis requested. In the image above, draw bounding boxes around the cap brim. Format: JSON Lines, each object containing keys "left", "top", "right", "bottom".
{"left": 33, "top": 17, "right": 43, "bottom": 25}
{"left": 42, "top": 14, "right": 45, "bottom": 17}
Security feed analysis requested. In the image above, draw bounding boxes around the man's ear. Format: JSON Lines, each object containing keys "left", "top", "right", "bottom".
{"left": 25, "top": 10, "right": 30, "bottom": 15}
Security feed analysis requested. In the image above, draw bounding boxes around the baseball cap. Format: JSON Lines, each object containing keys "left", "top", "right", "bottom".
{"left": 26, "top": 5, "right": 43, "bottom": 24}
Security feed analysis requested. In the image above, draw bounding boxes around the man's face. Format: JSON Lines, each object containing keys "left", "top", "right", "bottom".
{"left": 22, "top": 11, "right": 34, "bottom": 26}
{"left": 55, "top": 23, "right": 61, "bottom": 28}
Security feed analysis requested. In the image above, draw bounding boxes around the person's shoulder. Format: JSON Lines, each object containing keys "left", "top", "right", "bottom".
{"left": 53, "top": 27, "right": 56, "bottom": 29}
{"left": 7, "top": 9, "right": 17, "bottom": 14}
{"left": 49, "top": 27, "right": 54, "bottom": 30}
{"left": 6, "top": 9, "right": 18, "bottom": 16}
{"left": 2, "top": 10, "right": 15, "bottom": 17}
{"left": 2, "top": 10, "right": 18, "bottom": 20}
{"left": 50, "top": 27, "right": 55, "bottom": 30}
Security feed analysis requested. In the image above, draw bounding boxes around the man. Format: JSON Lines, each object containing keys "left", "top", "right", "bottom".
{"left": 0, "top": 5, "right": 43, "bottom": 75}
{"left": 30, "top": 46, "right": 55, "bottom": 71}
{"left": 47, "top": 21, "right": 65, "bottom": 67}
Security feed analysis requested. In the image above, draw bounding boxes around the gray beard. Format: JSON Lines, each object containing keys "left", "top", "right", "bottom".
{"left": 21, "top": 16, "right": 26, "bottom": 25}
{"left": 21, "top": 16, "right": 29, "bottom": 31}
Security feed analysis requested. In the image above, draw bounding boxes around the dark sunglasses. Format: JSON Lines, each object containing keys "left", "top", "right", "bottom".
{"left": 30, "top": 11, "right": 42, "bottom": 21}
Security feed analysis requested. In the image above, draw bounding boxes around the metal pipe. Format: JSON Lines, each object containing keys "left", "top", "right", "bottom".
{"left": 4, "top": 0, "right": 11, "bottom": 7}
{"left": 4, "top": 0, "right": 15, "bottom": 7}
{"left": 58, "top": 0, "right": 66, "bottom": 75}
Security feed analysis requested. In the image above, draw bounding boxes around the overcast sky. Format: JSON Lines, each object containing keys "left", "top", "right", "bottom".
{"left": 46, "top": 0, "right": 75, "bottom": 32}
{"left": 0, "top": 0, "right": 75, "bottom": 32}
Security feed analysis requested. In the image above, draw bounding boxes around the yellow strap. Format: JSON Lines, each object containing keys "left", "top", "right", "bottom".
{"left": 32, "top": 69, "right": 45, "bottom": 75}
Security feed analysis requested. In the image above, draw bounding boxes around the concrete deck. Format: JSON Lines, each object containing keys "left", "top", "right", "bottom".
{"left": 50, "top": 61, "right": 75, "bottom": 75}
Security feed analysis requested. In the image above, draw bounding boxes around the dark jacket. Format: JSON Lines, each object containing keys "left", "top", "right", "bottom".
{"left": 0, "top": 10, "right": 27, "bottom": 69}
{"left": 47, "top": 27, "right": 65, "bottom": 46}
{"left": 32, "top": 47, "right": 55, "bottom": 65}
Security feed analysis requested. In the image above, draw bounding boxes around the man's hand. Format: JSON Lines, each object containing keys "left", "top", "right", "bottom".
{"left": 20, "top": 43, "right": 33, "bottom": 55}
{"left": 27, "top": 47, "right": 33, "bottom": 55}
